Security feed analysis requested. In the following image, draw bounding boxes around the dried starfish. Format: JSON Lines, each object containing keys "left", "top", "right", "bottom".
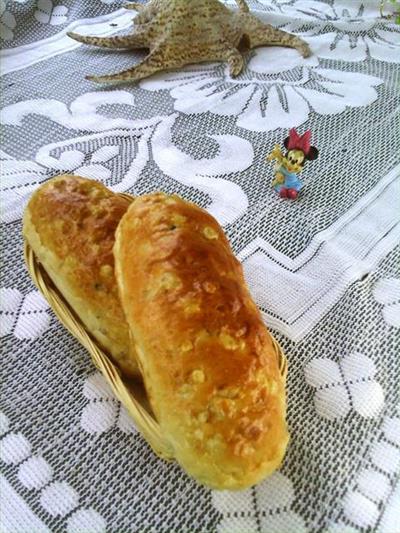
{"left": 67, "top": 0, "right": 310, "bottom": 83}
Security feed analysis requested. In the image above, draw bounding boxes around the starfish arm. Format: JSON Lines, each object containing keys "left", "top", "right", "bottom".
{"left": 67, "top": 31, "right": 148, "bottom": 50}
{"left": 224, "top": 47, "right": 245, "bottom": 76}
{"left": 124, "top": 2, "right": 145, "bottom": 10}
{"left": 126, "top": 0, "right": 162, "bottom": 23}
{"left": 86, "top": 47, "right": 182, "bottom": 83}
{"left": 249, "top": 25, "right": 311, "bottom": 58}
{"left": 234, "top": 0, "right": 249, "bottom": 13}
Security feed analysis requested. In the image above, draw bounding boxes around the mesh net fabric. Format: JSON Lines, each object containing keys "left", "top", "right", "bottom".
{"left": 1, "top": 1, "right": 399, "bottom": 532}
{"left": 1, "top": 0, "right": 125, "bottom": 48}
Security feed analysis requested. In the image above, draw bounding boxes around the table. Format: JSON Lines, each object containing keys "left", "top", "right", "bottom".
{"left": 1, "top": 1, "right": 399, "bottom": 531}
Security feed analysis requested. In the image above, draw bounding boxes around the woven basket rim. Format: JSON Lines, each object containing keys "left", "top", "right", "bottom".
{"left": 24, "top": 240, "right": 175, "bottom": 460}
{"left": 23, "top": 191, "right": 287, "bottom": 461}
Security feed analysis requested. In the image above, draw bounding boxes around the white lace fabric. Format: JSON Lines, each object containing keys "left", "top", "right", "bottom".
{"left": 0, "top": 1, "right": 399, "bottom": 532}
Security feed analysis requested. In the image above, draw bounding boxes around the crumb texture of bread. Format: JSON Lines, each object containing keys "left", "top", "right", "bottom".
{"left": 23, "top": 174, "right": 139, "bottom": 377}
{"left": 114, "top": 192, "right": 289, "bottom": 489}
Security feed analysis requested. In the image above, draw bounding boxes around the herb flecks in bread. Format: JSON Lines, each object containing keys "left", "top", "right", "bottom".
{"left": 23, "top": 175, "right": 139, "bottom": 377}
{"left": 114, "top": 192, "right": 289, "bottom": 489}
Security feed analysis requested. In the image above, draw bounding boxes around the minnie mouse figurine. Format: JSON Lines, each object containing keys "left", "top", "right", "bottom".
{"left": 267, "top": 128, "right": 318, "bottom": 200}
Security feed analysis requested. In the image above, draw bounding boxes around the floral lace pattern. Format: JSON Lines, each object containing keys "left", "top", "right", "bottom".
{"left": 1, "top": 1, "right": 399, "bottom": 532}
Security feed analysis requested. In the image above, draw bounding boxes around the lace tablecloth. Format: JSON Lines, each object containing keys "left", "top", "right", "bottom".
{"left": 1, "top": 1, "right": 399, "bottom": 531}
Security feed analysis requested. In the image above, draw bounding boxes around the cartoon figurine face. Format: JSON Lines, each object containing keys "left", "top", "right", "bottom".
{"left": 286, "top": 149, "right": 306, "bottom": 173}
{"left": 283, "top": 133, "right": 319, "bottom": 169}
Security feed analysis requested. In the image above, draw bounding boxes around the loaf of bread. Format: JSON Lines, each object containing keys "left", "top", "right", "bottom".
{"left": 23, "top": 175, "right": 139, "bottom": 377}
{"left": 114, "top": 192, "right": 288, "bottom": 489}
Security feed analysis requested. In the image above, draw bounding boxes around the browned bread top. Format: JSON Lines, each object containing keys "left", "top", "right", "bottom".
{"left": 114, "top": 192, "right": 288, "bottom": 489}
{"left": 23, "top": 175, "right": 139, "bottom": 377}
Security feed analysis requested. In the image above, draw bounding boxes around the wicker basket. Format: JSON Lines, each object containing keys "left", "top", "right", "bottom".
{"left": 23, "top": 192, "right": 287, "bottom": 462}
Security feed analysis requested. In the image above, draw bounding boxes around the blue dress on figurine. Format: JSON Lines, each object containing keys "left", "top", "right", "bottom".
{"left": 273, "top": 166, "right": 302, "bottom": 194}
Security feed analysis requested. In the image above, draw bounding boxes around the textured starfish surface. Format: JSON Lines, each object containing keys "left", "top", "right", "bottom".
{"left": 67, "top": 0, "right": 311, "bottom": 83}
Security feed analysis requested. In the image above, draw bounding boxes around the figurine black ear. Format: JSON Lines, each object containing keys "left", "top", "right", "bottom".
{"left": 306, "top": 146, "right": 319, "bottom": 160}
{"left": 283, "top": 137, "right": 290, "bottom": 149}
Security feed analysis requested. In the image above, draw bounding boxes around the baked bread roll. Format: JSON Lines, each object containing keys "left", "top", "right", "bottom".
{"left": 23, "top": 175, "right": 139, "bottom": 377}
{"left": 114, "top": 192, "right": 288, "bottom": 489}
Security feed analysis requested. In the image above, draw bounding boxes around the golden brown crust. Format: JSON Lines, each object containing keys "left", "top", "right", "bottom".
{"left": 114, "top": 192, "right": 289, "bottom": 489}
{"left": 23, "top": 175, "right": 139, "bottom": 377}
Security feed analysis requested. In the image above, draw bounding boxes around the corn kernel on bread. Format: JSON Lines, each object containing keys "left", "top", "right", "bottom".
{"left": 23, "top": 175, "right": 139, "bottom": 377}
{"left": 114, "top": 192, "right": 289, "bottom": 489}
